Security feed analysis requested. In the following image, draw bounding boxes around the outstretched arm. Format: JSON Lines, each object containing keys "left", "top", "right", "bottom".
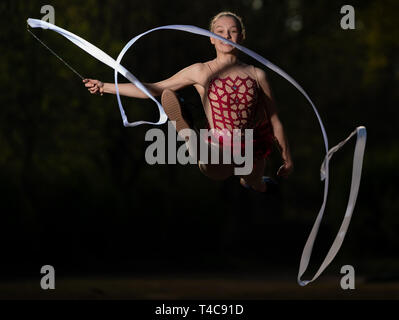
{"left": 255, "top": 68, "right": 294, "bottom": 178}
{"left": 83, "top": 63, "right": 205, "bottom": 98}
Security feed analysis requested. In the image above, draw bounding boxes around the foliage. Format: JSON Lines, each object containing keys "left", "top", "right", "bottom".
{"left": 0, "top": 0, "right": 397, "bottom": 274}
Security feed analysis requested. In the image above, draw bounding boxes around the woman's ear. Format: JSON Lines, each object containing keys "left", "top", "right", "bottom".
{"left": 210, "top": 36, "right": 216, "bottom": 45}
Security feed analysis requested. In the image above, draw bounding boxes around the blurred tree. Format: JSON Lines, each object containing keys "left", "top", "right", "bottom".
{"left": 0, "top": 0, "right": 397, "bottom": 276}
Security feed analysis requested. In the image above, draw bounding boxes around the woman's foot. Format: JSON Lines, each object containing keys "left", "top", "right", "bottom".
{"left": 240, "top": 176, "right": 278, "bottom": 193}
{"left": 161, "top": 89, "right": 192, "bottom": 137}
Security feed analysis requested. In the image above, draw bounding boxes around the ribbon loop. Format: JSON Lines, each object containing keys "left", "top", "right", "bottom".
{"left": 298, "top": 126, "right": 367, "bottom": 286}
{"left": 27, "top": 18, "right": 367, "bottom": 285}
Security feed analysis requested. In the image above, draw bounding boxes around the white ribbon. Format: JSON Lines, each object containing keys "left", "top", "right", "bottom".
{"left": 27, "top": 18, "right": 367, "bottom": 285}
{"left": 298, "top": 126, "right": 366, "bottom": 286}
{"left": 27, "top": 18, "right": 168, "bottom": 126}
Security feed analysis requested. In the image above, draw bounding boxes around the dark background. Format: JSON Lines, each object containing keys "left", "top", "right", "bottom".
{"left": 0, "top": 0, "right": 398, "bottom": 299}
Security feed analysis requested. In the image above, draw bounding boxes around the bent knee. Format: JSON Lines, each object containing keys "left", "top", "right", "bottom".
{"left": 198, "top": 162, "right": 233, "bottom": 181}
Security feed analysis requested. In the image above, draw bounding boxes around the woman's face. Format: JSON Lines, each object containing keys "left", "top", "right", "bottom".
{"left": 210, "top": 16, "right": 242, "bottom": 53}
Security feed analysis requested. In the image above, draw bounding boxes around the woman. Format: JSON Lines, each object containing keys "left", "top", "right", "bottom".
{"left": 83, "top": 12, "right": 293, "bottom": 192}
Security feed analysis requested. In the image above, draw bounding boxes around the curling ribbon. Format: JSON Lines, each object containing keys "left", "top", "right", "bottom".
{"left": 27, "top": 18, "right": 367, "bottom": 285}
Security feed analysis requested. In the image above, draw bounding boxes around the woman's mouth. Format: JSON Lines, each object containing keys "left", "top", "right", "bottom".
{"left": 221, "top": 41, "right": 233, "bottom": 47}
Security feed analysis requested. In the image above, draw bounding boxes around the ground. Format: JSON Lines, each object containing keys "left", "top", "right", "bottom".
{"left": 1, "top": 272, "right": 398, "bottom": 300}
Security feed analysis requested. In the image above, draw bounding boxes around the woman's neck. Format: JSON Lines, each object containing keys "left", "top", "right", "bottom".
{"left": 214, "top": 52, "right": 239, "bottom": 67}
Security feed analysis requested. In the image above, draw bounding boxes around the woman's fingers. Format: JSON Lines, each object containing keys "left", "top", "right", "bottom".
{"left": 83, "top": 79, "right": 100, "bottom": 86}
{"left": 84, "top": 80, "right": 96, "bottom": 87}
{"left": 277, "top": 162, "right": 293, "bottom": 178}
{"left": 87, "top": 83, "right": 99, "bottom": 90}
{"left": 88, "top": 86, "right": 103, "bottom": 95}
{"left": 83, "top": 78, "right": 95, "bottom": 84}
{"left": 84, "top": 79, "right": 103, "bottom": 95}
{"left": 277, "top": 164, "right": 289, "bottom": 178}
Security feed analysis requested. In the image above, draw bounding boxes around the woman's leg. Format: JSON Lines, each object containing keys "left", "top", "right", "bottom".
{"left": 239, "top": 158, "right": 267, "bottom": 192}
{"left": 198, "top": 161, "right": 235, "bottom": 180}
{"left": 162, "top": 89, "right": 235, "bottom": 181}
{"left": 161, "top": 89, "right": 254, "bottom": 182}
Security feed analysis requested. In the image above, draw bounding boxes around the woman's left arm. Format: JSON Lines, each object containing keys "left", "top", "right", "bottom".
{"left": 255, "top": 68, "right": 294, "bottom": 178}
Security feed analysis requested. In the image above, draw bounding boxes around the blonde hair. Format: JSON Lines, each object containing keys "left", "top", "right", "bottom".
{"left": 209, "top": 11, "right": 246, "bottom": 40}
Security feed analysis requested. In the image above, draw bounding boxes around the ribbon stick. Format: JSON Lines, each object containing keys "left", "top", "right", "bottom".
{"left": 27, "top": 18, "right": 367, "bottom": 285}
{"left": 27, "top": 18, "right": 168, "bottom": 126}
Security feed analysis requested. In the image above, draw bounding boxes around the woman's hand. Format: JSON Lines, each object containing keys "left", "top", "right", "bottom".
{"left": 277, "top": 159, "right": 294, "bottom": 178}
{"left": 83, "top": 78, "right": 104, "bottom": 95}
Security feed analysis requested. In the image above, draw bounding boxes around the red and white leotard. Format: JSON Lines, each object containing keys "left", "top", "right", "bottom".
{"left": 205, "top": 64, "right": 275, "bottom": 159}
{"left": 208, "top": 75, "right": 258, "bottom": 131}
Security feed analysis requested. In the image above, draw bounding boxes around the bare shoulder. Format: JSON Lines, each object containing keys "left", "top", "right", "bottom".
{"left": 253, "top": 67, "right": 273, "bottom": 97}
{"left": 186, "top": 62, "right": 208, "bottom": 74}
{"left": 253, "top": 67, "right": 268, "bottom": 82}
{"left": 182, "top": 62, "right": 209, "bottom": 81}
{"left": 188, "top": 61, "right": 214, "bottom": 86}
{"left": 238, "top": 63, "right": 268, "bottom": 82}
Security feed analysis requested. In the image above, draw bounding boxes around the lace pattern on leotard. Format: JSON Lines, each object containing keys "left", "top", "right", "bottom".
{"left": 208, "top": 75, "right": 258, "bottom": 133}
{"left": 205, "top": 66, "right": 274, "bottom": 160}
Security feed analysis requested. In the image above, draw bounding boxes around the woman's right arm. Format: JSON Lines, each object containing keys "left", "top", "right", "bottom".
{"left": 83, "top": 63, "right": 205, "bottom": 98}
